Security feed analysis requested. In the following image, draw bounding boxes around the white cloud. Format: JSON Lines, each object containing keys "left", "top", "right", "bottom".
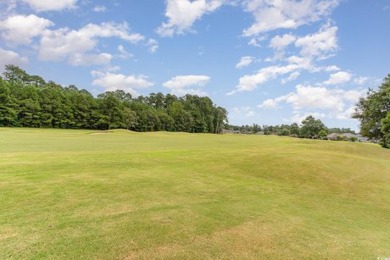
{"left": 93, "top": 5, "right": 107, "bottom": 13}
{"left": 258, "top": 99, "right": 279, "bottom": 109}
{"left": 68, "top": 53, "right": 112, "bottom": 66}
{"left": 91, "top": 70, "right": 153, "bottom": 95}
{"left": 22, "top": 0, "right": 78, "bottom": 12}
{"left": 0, "top": 15, "right": 153, "bottom": 66}
{"left": 295, "top": 24, "right": 338, "bottom": 59}
{"left": 38, "top": 22, "right": 144, "bottom": 63}
{"left": 282, "top": 85, "right": 344, "bottom": 111}
{"left": 233, "top": 106, "right": 256, "bottom": 117}
{"left": 290, "top": 111, "right": 326, "bottom": 124}
{"left": 117, "top": 45, "right": 133, "bottom": 59}
{"left": 323, "top": 71, "right": 352, "bottom": 85}
{"left": 281, "top": 71, "right": 300, "bottom": 84}
{"left": 269, "top": 33, "right": 296, "bottom": 50}
{"left": 248, "top": 38, "right": 261, "bottom": 47}
{"left": 78, "top": 22, "right": 144, "bottom": 43}
{"left": 0, "top": 48, "right": 28, "bottom": 72}
{"left": 336, "top": 106, "right": 356, "bottom": 120}
{"left": 146, "top": 39, "right": 159, "bottom": 53}
{"left": 163, "top": 75, "right": 210, "bottom": 96}
{"left": 0, "top": 14, "right": 53, "bottom": 45}
{"left": 258, "top": 84, "right": 366, "bottom": 120}
{"left": 242, "top": 0, "right": 339, "bottom": 36}
{"left": 354, "top": 76, "right": 368, "bottom": 85}
{"left": 324, "top": 65, "right": 340, "bottom": 72}
{"left": 295, "top": 23, "right": 338, "bottom": 59}
{"left": 286, "top": 55, "right": 312, "bottom": 67}
{"left": 236, "top": 56, "right": 254, "bottom": 69}
{"left": 246, "top": 110, "right": 256, "bottom": 117}
{"left": 228, "top": 61, "right": 310, "bottom": 95}
{"left": 230, "top": 22, "right": 341, "bottom": 95}
{"left": 156, "top": 0, "right": 223, "bottom": 37}
{"left": 163, "top": 75, "right": 210, "bottom": 89}
{"left": 0, "top": 0, "right": 18, "bottom": 16}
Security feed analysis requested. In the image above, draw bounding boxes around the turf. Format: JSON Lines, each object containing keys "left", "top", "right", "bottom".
{"left": 0, "top": 127, "right": 389, "bottom": 259}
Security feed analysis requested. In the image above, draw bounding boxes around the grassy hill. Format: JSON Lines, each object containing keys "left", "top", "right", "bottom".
{"left": 0, "top": 128, "right": 389, "bottom": 259}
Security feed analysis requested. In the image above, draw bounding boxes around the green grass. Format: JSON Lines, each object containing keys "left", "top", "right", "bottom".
{"left": 0, "top": 127, "right": 389, "bottom": 259}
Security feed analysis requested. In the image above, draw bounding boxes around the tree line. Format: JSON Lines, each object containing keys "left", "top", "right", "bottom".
{"left": 0, "top": 65, "right": 228, "bottom": 133}
{"left": 227, "top": 121, "right": 355, "bottom": 137}
{"left": 227, "top": 115, "right": 333, "bottom": 139}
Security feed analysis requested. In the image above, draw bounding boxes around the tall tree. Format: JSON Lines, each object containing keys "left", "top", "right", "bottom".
{"left": 353, "top": 74, "right": 390, "bottom": 147}
{"left": 0, "top": 79, "right": 17, "bottom": 126}
{"left": 14, "top": 85, "right": 42, "bottom": 127}
{"left": 3, "top": 65, "right": 30, "bottom": 84}
{"left": 97, "top": 92, "right": 124, "bottom": 130}
{"left": 290, "top": 123, "right": 300, "bottom": 137}
{"left": 299, "top": 116, "right": 327, "bottom": 139}
{"left": 380, "top": 112, "right": 390, "bottom": 148}
{"left": 213, "top": 106, "right": 228, "bottom": 134}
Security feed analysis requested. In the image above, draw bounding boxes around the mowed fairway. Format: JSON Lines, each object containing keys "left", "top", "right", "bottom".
{"left": 0, "top": 128, "right": 389, "bottom": 259}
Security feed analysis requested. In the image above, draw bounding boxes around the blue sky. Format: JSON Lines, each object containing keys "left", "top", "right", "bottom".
{"left": 1, "top": 0, "right": 389, "bottom": 130}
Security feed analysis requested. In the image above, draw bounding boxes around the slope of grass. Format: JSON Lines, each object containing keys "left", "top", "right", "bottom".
{"left": 0, "top": 128, "right": 389, "bottom": 259}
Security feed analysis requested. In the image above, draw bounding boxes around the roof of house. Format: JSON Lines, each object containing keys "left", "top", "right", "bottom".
{"left": 341, "top": 133, "right": 357, "bottom": 138}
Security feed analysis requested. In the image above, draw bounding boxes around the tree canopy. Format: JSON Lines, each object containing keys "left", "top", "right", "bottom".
{"left": 0, "top": 65, "right": 228, "bottom": 133}
{"left": 299, "top": 115, "right": 328, "bottom": 139}
{"left": 353, "top": 74, "right": 390, "bottom": 147}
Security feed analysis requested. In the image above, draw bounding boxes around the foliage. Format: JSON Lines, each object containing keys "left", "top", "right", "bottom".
{"left": 299, "top": 115, "right": 327, "bottom": 139}
{"left": 227, "top": 117, "right": 328, "bottom": 141}
{"left": 318, "top": 129, "right": 328, "bottom": 140}
{"left": 328, "top": 127, "right": 356, "bottom": 134}
{"left": 225, "top": 123, "right": 261, "bottom": 134}
{"left": 381, "top": 111, "right": 390, "bottom": 148}
{"left": 0, "top": 65, "right": 228, "bottom": 133}
{"left": 353, "top": 74, "right": 390, "bottom": 147}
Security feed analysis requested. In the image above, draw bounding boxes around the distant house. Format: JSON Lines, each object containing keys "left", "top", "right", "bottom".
{"left": 222, "top": 129, "right": 234, "bottom": 134}
{"left": 327, "top": 133, "right": 368, "bottom": 142}
{"left": 327, "top": 133, "right": 339, "bottom": 140}
{"left": 222, "top": 129, "right": 241, "bottom": 134}
{"left": 356, "top": 135, "right": 369, "bottom": 142}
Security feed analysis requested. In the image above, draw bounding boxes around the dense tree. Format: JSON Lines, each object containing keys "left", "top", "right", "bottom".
{"left": 66, "top": 87, "right": 95, "bottom": 129}
{"left": 0, "top": 65, "right": 229, "bottom": 133}
{"left": 213, "top": 107, "right": 228, "bottom": 134}
{"left": 290, "top": 123, "right": 300, "bottom": 137}
{"left": 0, "top": 79, "right": 17, "bottom": 126}
{"left": 146, "top": 92, "right": 166, "bottom": 109}
{"left": 353, "top": 74, "right": 390, "bottom": 147}
{"left": 299, "top": 116, "right": 327, "bottom": 139}
{"left": 155, "top": 110, "right": 174, "bottom": 131}
{"left": 3, "top": 65, "right": 30, "bottom": 84}
{"left": 14, "top": 85, "right": 42, "bottom": 127}
{"left": 380, "top": 112, "right": 390, "bottom": 148}
{"left": 123, "top": 107, "right": 137, "bottom": 130}
{"left": 167, "top": 101, "right": 193, "bottom": 132}
{"left": 97, "top": 92, "right": 124, "bottom": 129}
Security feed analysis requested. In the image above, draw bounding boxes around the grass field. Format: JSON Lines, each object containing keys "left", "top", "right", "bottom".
{"left": 0, "top": 128, "right": 389, "bottom": 259}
